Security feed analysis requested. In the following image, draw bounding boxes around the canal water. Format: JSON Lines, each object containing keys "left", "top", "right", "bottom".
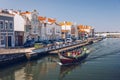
{"left": 0, "top": 38, "right": 120, "bottom": 80}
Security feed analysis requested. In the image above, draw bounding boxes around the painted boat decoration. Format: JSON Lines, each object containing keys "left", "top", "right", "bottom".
{"left": 58, "top": 48, "right": 90, "bottom": 65}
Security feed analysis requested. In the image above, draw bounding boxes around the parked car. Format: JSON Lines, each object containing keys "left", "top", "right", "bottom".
{"left": 66, "top": 38, "right": 72, "bottom": 43}
{"left": 23, "top": 40, "right": 35, "bottom": 47}
{"left": 49, "top": 40, "right": 55, "bottom": 44}
{"left": 41, "top": 40, "right": 52, "bottom": 46}
{"left": 55, "top": 39, "right": 64, "bottom": 45}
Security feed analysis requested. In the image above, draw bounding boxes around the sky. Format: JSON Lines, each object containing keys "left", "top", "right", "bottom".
{"left": 0, "top": 0, "right": 120, "bottom": 32}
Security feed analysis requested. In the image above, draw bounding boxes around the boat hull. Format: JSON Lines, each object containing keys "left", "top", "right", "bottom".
{"left": 58, "top": 52, "right": 88, "bottom": 65}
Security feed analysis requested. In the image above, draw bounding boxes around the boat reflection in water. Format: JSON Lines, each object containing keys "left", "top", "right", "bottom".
{"left": 59, "top": 61, "right": 86, "bottom": 80}
{"left": 59, "top": 64, "right": 79, "bottom": 80}
{"left": 58, "top": 47, "right": 92, "bottom": 80}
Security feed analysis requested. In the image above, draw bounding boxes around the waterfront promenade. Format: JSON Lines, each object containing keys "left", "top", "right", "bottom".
{"left": 0, "top": 37, "right": 103, "bottom": 67}
{"left": 0, "top": 37, "right": 103, "bottom": 54}
{"left": 49, "top": 40, "right": 88, "bottom": 54}
{"left": 0, "top": 37, "right": 102, "bottom": 55}
{"left": 0, "top": 47, "right": 34, "bottom": 54}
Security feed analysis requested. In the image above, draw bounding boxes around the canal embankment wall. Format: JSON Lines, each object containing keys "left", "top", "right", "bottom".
{"left": 0, "top": 53, "right": 27, "bottom": 68}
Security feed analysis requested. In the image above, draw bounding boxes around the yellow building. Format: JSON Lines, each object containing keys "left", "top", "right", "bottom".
{"left": 59, "top": 21, "right": 73, "bottom": 39}
{"left": 77, "top": 24, "right": 94, "bottom": 39}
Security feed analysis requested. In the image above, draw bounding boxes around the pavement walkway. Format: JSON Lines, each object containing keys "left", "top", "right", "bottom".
{"left": 0, "top": 47, "right": 35, "bottom": 54}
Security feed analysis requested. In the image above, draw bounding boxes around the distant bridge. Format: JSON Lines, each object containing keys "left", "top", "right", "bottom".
{"left": 95, "top": 32, "right": 120, "bottom": 38}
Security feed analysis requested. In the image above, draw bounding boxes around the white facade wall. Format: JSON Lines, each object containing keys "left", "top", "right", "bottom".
{"left": 46, "top": 23, "right": 53, "bottom": 35}
{"left": 25, "top": 14, "right": 32, "bottom": 21}
{"left": 55, "top": 24, "right": 61, "bottom": 39}
{"left": 61, "top": 25, "right": 72, "bottom": 39}
{"left": 40, "top": 23, "right": 61, "bottom": 40}
{"left": 40, "top": 23, "right": 46, "bottom": 40}
{"left": 8, "top": 10, "right": 25, "bottom": 31}
{"left": 21, "top": 10, "right": 40, "bottom": 42}
{"left": 14, "top": 13, "right": 25, "bottom": 31}
{"left": 20, "top": 13, "right": 32, "bottom": 42}
{"left": 84, "top": 29, "right": 91, "bottom": 33}
{"left": 72, "top": 24, "right": 79, "bottom": 39}
{"left": 30, "top": 11, "right": 40, "bottom": 41}
{"left": 61, "top": 25, "right": 71, "bottom": 31}
{"left": 46, "top": 23, "right": 61, "bottom": 40}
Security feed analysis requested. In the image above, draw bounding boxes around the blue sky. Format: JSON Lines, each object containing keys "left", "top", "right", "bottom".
{"left": 0, "top": 0, "right": 120, "bottom": 32}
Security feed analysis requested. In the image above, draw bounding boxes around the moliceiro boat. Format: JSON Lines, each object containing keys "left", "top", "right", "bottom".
{"left": 58, "top": 48, "right": 90, "bottom": 65}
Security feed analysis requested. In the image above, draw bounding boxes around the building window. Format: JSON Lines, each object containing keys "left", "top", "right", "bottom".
{"left": 26, "top": 26, "right": 29, "bottom": 32}
{"left": 0, "top": 21, "right": 4, "bottom": 29}
{"left": 50, "top": 29, "right": 52, "bottom": 33}
{"left": 9, "top": 22, "right": 13, "bottom": 29}
{"left": 34, "top": 27, "right": 36, "bottom": 33}
{"left": 1, "top": 36, "right": 3, "bottom": 39}
{"left": 5, "top": 21, "right": 8, "bottom": 30}
{"left": 0, "top": 36, "right": 4, "bottom": 45}
{"left": 1, "top": 40, "right": 5, "bottom": 45}
{"left": 34, "top": 30, "right": 36, "bottom": 33}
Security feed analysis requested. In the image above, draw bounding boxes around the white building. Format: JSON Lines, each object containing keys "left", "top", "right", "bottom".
{"left": 38, "top": 17, "right": 61, "bottom": 40}
{"left": 60, "top": 21, "right": 73, "bottom": 39}
{"left": 0, "top": 9, "right": 62, "bottom": 48}
{"left": 11, "top": 11, "right": 25, "bottom": 46}
{"left": 21, "top": 10, "right": 40, "bottom": 42}
{"left": 46, "top": 22, "right": 61, "bottom": 40}
{"left": 0, "top": 9, "right": 41, "bottom": 47}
